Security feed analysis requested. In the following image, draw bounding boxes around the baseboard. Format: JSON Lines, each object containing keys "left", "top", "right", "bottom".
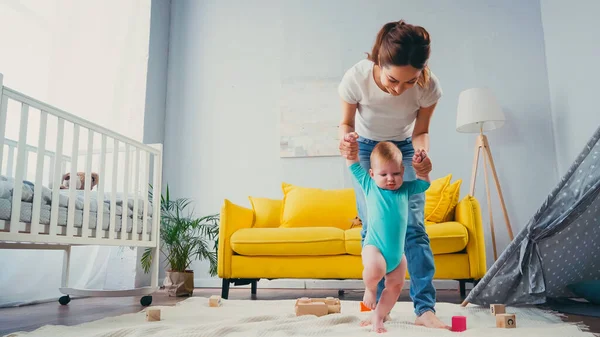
{"left": 189, "top": 278, "right": 473, "bottom": 290}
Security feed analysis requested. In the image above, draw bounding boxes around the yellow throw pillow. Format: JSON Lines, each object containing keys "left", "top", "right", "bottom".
{"left": 424, "top": 174, "right": 452, "bottom": 221}
{"left": 425, "top": 176, "right": 462, "bottom": 223}
{"left": 442, "top": 179, "right": 462, "bottom": 222}
{"left": 280, "top": 182, "right": 357, "bottom": 230}
{"left": 248, "top": 197, "right": 282, "bottom": 228}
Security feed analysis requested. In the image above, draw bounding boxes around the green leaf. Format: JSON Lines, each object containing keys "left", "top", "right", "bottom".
{"left": 142, "top": 183, "right": 220, "bottom": 275}
{"left": 141, "top": 247, "right": 153, "bottom": 273}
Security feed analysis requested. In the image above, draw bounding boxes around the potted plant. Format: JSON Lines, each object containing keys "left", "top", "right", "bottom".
{"left": 141, "top": 185, "right": 220, "bottom": 296}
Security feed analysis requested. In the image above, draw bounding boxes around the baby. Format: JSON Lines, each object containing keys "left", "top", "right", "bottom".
{"left": 344, "top": 132, "right": 432, "bottom": 333}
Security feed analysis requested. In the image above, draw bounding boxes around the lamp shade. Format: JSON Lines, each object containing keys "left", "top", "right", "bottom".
{"left": 456, "top": 87, "right": 505, "bottom": 133}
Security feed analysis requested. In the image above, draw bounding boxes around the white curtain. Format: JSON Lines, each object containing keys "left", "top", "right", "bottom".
{"left": 0, "top": 0, "right": 151, "bottom": 307}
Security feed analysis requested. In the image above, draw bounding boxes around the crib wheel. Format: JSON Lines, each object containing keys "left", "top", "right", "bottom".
{"left": 59, "top": 295, "right": 71, "bottom": 305}
{"left": 140, "top": 295, "right": 152, "bottom": 306}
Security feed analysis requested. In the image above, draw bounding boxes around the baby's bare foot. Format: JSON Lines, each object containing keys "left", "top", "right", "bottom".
{"left": 362, "top": 288, "right": 377, "bottom": 310}
{"left": 360, "top": 313, "right": 391, "bottom": 327}
{"left": 372, "top": 314, "right": 387, "bottom": 333}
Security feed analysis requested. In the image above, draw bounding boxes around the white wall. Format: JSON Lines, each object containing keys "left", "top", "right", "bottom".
{"left": 541, "top": 0, "right": 600, "bottom": 176}
{"left": 0, "top": 0, "right": 151, "bottom": 306}
{"left": 163, "top": 0, "right": 558, "bottom": 284}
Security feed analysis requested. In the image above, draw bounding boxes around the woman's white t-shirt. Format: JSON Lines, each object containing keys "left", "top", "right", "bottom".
{"left": 338, "top": 59, "right": 443, "bottom": 141}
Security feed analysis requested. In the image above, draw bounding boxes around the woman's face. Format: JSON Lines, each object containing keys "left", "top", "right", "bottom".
{"left": 379, "top": 64, "right": 422, "bottom": 96}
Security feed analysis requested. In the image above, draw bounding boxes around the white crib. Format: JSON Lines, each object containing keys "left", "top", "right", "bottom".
{"left": 0, "top": 73, "right": 162, "bottom": 306}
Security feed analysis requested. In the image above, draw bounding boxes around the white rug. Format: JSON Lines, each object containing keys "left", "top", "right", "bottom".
{"left": 5, "top": 297, "right": 596, "bottom": 337}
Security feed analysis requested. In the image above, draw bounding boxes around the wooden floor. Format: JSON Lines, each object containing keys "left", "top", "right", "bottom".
{"left": 1, "top": 287, "right": 598, "bottom": 335}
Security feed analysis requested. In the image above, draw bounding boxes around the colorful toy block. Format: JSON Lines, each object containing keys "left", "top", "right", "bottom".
{"left": 451, "top": 315, "right": 467, "bottom": 332}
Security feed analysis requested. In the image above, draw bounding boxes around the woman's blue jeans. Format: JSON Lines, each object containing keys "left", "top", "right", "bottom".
{"left": 352, "top": 135, "right": 437, "bottom": 316}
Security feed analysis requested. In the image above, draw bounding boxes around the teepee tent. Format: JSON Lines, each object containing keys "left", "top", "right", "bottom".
{"left": 464, "top": 125, "right": 600, "bottom": 307}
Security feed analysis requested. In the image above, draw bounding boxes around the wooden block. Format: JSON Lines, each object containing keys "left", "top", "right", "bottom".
{"left": 209, "top": 295, "right": 222, "bottom": 307}
{"left": 146, "top": 308, "right": 160, "bottom": 322}
{"left": 298, "top": 297, "right": 311, "bottom": 304}
{"left": 327, "top": 303, "right": 341, "bottom": 314}
{"left": 294, "top": 297, "right": 341, "bottom": 316}
{"left": 295, "top": 301, "right": 329, "bottom": 317}
{"left": 496, "top": 314, "right": 516, "bottom": 328}
{"left": 490, "top": 304, "right": 506, "bottom": 315}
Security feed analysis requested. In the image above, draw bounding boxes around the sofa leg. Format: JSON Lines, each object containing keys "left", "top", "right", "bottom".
{"left": 459, "top": 280, "right": 466, "bottom": 299}
{"left": 251, "top": 280, "right": 257, "bottom": 295}
{"left": 221, "top": 278, "right": 230, "bottom": 299}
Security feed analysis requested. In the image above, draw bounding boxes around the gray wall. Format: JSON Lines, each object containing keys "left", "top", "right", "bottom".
{"left": 162, "top": 0, "right": 558, "bottom": 282}
{"left": 143, "top": 0, "right": 170, "bottom": 145}
{"left": 138, "top": 0, "right": 171, "bottom": 287}
{"left": 541, "top": 0, "right": 600, "bottom": 176}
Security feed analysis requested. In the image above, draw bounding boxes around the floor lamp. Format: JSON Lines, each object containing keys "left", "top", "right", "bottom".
{"left": 456, "top": 88, "right": 514, "bottom": 262}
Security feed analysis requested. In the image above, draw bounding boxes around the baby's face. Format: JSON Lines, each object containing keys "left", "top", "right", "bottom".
{"left": 369, "top": 160, "right": 404, "bottom": 190}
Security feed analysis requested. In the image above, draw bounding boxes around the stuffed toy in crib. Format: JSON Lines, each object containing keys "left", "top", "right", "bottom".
{"left": 59, "top": 172, "right": 99, "bottom": 190}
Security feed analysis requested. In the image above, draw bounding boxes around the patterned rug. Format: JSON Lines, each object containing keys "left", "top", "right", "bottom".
{"left": 5, "top": 297, "right": 596, "bottom": 336}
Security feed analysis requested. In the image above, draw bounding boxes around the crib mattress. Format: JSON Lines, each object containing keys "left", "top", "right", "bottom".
{"left": 0, "top": 175, "right": 154, "bottom": 234}
{"left": 0, "top": 199, "right": 151, "bottom": 234}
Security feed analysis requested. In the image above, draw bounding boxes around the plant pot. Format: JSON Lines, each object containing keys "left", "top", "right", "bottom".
{"left": 164, "top": 270, "right": 194, "bottom": 297}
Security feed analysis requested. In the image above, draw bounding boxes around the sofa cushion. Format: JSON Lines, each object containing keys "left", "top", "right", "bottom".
{"left": 424, "top": 174, "right": 451, "bottom": 221}
{"left": 345, "top": 227, "right": 363, "bottom": 255}
{"left": 280, "top": 182, "right": 357, "bottom": 230}
{"left": 248, "top": 197, "right": 281, "bottom": 228}
{"left": 425, "top": 175, "right": 462, "bottom": 223}
{"left": 426, "top": 221, "right": 469, "bottom": 254}
{"left": 442, "top": 180, "right": 462, "bottom": 222}
{"left": 344, "top": 221, "right": 468, "bottom": 256}
{"left": 230, "top": 227, "right": 346, "bottom": 256}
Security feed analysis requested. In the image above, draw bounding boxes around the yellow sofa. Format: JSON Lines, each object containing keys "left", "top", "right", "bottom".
{"left": 217, "top": 175, "right": 487, "bottom": 299}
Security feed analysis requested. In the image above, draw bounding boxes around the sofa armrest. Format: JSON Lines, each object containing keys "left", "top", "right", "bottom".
{"left": 218, "top": 199, "right": 254, "bottom": 278}
{"left": 455, "top": 195, "right": 487, "bottom": 279}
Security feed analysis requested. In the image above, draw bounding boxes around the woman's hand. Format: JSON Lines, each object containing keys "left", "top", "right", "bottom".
{"left": 340, "top": 132, "right": 359, "bottom": 160}
{"left": 413, "top": 149, "right": 432, "bottom": 175}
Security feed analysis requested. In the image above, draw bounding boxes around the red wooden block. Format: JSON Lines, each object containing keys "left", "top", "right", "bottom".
{"left": 451, "top": 315, "right": 467, "bottom": 332}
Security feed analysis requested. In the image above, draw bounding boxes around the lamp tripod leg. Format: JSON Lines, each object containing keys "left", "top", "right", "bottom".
{"left": 482, "top": 144, "right": 514, "bottom": 240}
{"left": 483, "top": 148, "right": 498, "bottom": 261}
{"left": 469, "top": 139, "right": 482, "bottom": 196}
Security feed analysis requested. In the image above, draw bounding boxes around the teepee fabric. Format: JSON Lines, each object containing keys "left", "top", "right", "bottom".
{"left": 466, "top": 125, "right": 600, "bottom": 306}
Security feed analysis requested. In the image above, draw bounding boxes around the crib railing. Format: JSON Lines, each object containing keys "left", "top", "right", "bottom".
{"left": 0, "top": 74, "right": 162, "bottom": 247}
{"left": 2, "top": 138, "right": 70, "bottom": 186}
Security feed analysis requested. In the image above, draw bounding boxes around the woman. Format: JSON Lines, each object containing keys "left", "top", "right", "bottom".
{"left": 338, "top": 20, "right": 448, "bottom": 330}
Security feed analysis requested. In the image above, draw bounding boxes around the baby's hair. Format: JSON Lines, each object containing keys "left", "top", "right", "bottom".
{"left": 371, "top": 142, "right": 403, "bottom": 166}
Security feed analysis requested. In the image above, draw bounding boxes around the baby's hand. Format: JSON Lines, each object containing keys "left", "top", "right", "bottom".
{"left": 412, "top": 149, "right": 426, "bottom": 163}
{"left": 342, "top": 132, "right": 359, "bottom": 161}
{"left": 413, "top": 149, "right": 432, "bottom": 175}
{"left": 344, "top": 132, "right": 359, "bottom": 143}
